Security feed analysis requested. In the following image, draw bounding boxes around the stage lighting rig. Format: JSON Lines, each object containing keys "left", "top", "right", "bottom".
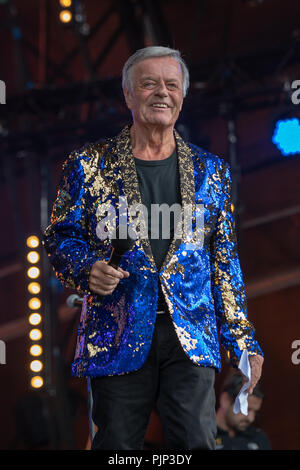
{"left": 26, "top": 235, "right": 44, "bottom": 390}
{"left": 58, "top": 0, "right": 89, "bottom": 35}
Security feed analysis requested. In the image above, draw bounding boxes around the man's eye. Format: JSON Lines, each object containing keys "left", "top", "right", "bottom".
{"left": 143, "top": 82, "right": 155, "bottom": 87}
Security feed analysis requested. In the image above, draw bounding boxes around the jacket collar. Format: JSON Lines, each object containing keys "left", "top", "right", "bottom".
{"left": 114, "top": 124, "right": 198, "bottom": 272}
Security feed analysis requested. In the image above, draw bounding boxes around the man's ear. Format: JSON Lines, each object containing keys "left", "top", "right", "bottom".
{"left": 219, "top": 392, "right": 233, "bottom": 411}
{"left": 123, "top": 87, "right": 133, "bottom": 110}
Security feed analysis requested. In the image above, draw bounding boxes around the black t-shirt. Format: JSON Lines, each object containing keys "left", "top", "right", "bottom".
{"left": 216, "top": 426, "right": 272, "bottom": 450}
{"left": 134, "top": 148, "right": 181, "bottom": 310}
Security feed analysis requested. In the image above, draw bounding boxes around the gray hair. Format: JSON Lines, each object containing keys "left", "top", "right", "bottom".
{"left": 122, "top": 46, "right": 190, "bottom": 97}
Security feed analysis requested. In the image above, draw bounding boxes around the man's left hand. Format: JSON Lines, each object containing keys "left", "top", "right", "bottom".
{"left": 247, "top": 354, "right": 264, "bottom": 394}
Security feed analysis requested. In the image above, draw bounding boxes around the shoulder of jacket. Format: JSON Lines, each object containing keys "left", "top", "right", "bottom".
{"left": 187, "top": 142, "right": 230, "bottom": 172}
{"left": 63, "top": 137, "right": 114, "bottom": 171}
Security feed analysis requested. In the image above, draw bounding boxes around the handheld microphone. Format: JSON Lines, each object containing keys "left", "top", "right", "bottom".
{"left": 108, "top": 226, "right": 136, "bottom": 269}
{"left": 66, "top": 226, "right": 135, "bottom": 308}
{"left": 66, "top": 294, "right": 83, "bottom": 308}
{"left": 96, "top": 226, "right": 135, "bottom": 301}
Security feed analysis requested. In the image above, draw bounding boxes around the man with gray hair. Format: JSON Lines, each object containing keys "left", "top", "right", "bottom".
{"left": 43, "top": 46, "right": 264, "bottom": 450}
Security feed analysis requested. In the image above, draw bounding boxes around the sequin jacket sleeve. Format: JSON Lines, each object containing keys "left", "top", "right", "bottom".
{"left": 210, "top": 160, "right": 263, "bottom": 367}
{"left": 42, "top": 150, "right": 109, "bottom": 295}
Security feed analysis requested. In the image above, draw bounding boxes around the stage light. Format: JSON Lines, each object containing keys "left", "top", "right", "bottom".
{"left": 26, "top": 236, "right": 39, "bottom": 248}
{"left": 30, "top": 345, "right": 43, "bottom": 357}
{"left": 59, "top": 9, "right": 72, "bottom": 23}
{"left": 272, "top": 118, "right": 300, "bottom": 156}
{"left": 30, "top": 360, "right": 43, "bottom": 373}
{"left": 28, "top": 297, "right": 41, "bottom": 310}
{"left": 27, "top": 251, "right": 40, "bottom": 263}
{"left": 58, "top": 0, "right": 73, "bottom": 26}
{"left": 29, "top": 329, "right": 42, "bottom": 341}
{"left": 29, "top": 313, "right": 42, "bottom": 325}
{"left": 26, "top": 235, "right": 44, "bottom": 390}
{"left": 60, "top": 0, "right": 72, "bottom": 6}
{"left": 27, "top": 266, "right": 40, "bottom": 279}
{"left": 28, "top": 282, "right": 41, "bottom": 295}
{"left": 31, "top": 376, "right": 44, "bottom": 389}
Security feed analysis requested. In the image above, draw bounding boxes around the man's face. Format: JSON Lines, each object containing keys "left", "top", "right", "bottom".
{"left": 124, "top": 56, "right": 184, "bottom": 129}
{"left": 225, "top": 394, "right": 263, "bottom": 433}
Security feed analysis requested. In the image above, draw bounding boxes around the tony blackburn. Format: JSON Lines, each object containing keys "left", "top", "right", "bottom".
{"left": 107, "top": 454, "right": 193, "bottom": 467}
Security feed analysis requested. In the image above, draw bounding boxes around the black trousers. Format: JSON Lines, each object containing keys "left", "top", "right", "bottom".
{"left": 91, "top": 313, "right": 217, "bottom": 450}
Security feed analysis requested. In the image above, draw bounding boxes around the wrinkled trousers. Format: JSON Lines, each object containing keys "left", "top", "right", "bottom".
{"left": 91, "top": 313, "right": 217, "bottom": 450}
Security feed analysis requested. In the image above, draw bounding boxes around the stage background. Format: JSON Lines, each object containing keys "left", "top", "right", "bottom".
{"left": 0, "top": 0, "right": 300, "bottom": 450}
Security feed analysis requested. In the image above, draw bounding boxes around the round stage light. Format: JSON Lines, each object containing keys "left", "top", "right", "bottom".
{"left": 27, "top": 251, "right": 40, "bottom": 263}
{"left": 31, "top": 376, "right": 44, "bottom": 389}
{"left": 27, "top": 267, "right": 40, "bottom": 279}
{"left": 28, "top": 298, "right": 41, "bottom": 310}
{"left": 28, "top": 282, "right": 41, "bottom": 295}
{"left": 29, "top": 313, "right": 42, "bottom": 325}
{"left": 26, "top": 236, "right": 39, "bottom": 248}
{"left": 30, "top": 344, "right": 43, "bottom": 357}
{"left": 30, "top": 360, "right": 43, "bottom": 373}
{"left": 272, "top": 117, "right": 300, "bottom": 156}
{"left": 60, "top": 0, "right": 72, "bottom": 6}
{"left": 59, "top": 9, "right": 72, "bottom": 23}
{"left": 29, "top": 329, "right": 42, "bottom": 341}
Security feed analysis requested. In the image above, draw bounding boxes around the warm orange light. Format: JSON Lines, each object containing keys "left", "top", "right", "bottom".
{"left": 29, "top": 328, "right": 42, "bottom": 341}
{"left": 26, "top": 236, "right": 39, "bottom": 248}
{"left": 29, "top": 313, "right": 42, "bottom": 325}
{"left": 60, "top": 0, "right": 72, "bottom": 6}
{"left": 31, "top": 376, "right": 44, "bottom": 388}
{"left": 27, "top": 267, "right": 40, "bottom": 279}
{"left": 30, "top": 345, "right": 43, "bottom": 356}
{"left": 28, "top": 282, "right": 41, "bottom": 295}
{"left": 59, "top": 10, "right": 72, "bottom": 23}
{"left": 28, "top": 298, "right": 41, "bottom": 310}
{"left": 27, "top": 251, "right": 40, "bottom": 263}
{"left": 30, "top": 360, "right": 43, "bottom": 373}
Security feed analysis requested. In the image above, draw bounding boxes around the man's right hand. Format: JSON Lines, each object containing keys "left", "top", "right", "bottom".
{"left": 88, "top": 261, "right": 130, "bottom": 296}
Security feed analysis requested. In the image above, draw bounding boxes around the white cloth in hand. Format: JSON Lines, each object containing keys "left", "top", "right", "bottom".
{"left": 233, "top": 350, "right": 251, "bottom": 416}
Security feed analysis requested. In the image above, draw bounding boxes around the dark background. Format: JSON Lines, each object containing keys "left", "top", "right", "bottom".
{"left": 0, "top": 0, "right": 300, "bottom": 450}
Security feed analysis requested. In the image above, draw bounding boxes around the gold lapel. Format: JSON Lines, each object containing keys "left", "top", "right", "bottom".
{"left": 115, "top": 125, "right": 197, "bottom": 272}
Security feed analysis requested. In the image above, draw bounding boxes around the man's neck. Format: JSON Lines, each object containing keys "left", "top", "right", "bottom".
{"left": 216, "top": 410, "right": 235, "bottom": 437}
{"left": 130, "top": 123, "right": 176, "bottom": 161}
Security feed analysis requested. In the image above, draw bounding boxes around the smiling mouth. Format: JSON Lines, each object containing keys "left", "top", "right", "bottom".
{"left": 151, "top": 103, "right": 170, "bottom": 109}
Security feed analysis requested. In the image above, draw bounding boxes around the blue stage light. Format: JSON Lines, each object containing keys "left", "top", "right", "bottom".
{"left": 272, "top": 118, "right": 300, "bottom": 156}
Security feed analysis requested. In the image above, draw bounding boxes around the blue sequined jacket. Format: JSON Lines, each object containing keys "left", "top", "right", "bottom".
{"left": 43, "top": 125, "right": 263, "bottom": 377}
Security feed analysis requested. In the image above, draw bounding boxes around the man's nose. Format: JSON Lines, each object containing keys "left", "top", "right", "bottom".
{"left": 155, "top": 80, "right": 168, "bottom": 97}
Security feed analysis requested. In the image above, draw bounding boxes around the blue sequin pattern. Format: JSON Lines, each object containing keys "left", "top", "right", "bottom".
{"left": 42, "top": 125, "right": 263, "bottom": 377}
